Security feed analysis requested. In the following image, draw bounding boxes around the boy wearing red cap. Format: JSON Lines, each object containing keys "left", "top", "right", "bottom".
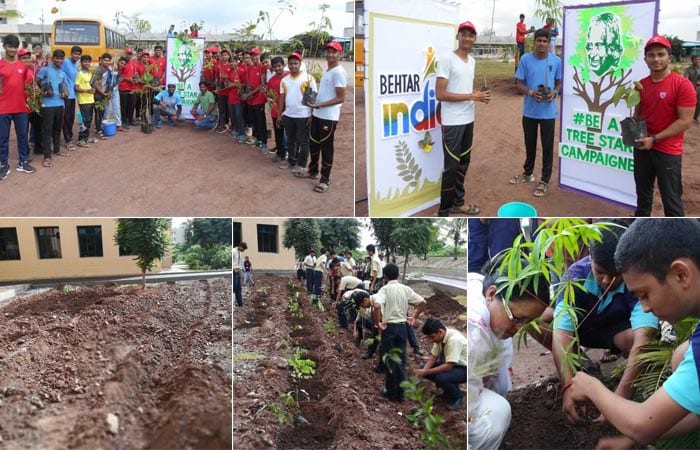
{"left": 302, "top": 41, "right": 347, "bottom": 192}
{"left": 118, "top": 48, "right": 138, "bottom": 128}
{"left": 435, "top": 21, "right": 490, "bottom": 216}
{"left": 633, "top": 35, "right": 696, "bottom": 217}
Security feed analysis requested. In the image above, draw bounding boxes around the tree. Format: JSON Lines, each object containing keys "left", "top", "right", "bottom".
{"left": 256, "top": 0, "right": 296, "bottom": 41}
{"left": 185, "top": 218, "right": 232, "bottom": 248}
{"left": 439, "top": 218, "right": 468, "bottom": 260}
{"left": 391, "top": 220, "right": 434, "bottom": 282}
{"left": 370, "top": 219, "right": 397, "bottom": 262}
{"left": 114, "top": 219, "right": 172, "bottom": 289}
{"left": 664, "top": 34, "right": 684, "bottom": 62}
{"left": 318, "top": 219, "right": 360, "bottom": 253}
{"left": 533, "top": 0, "right": 563, "bottom": 27}
{"left": 282, "top": 219, "right": 321, "bottom": 258}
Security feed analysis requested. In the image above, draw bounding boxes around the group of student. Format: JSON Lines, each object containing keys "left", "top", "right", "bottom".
{"left": 469, "top": 218, "right": 700, "bottom": 450}
{"left": 299, "top": 244, "right": 467, "bottom": 411}
{"left": 196, "top": 41, "right": 348, "bottom": 194}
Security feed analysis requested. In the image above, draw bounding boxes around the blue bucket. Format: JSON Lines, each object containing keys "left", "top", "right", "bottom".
{"left": 497, "top": 201, "right": 537, "bottom": 217}
{"left": 102, "top": 120, "right": 116, "bottom": 137}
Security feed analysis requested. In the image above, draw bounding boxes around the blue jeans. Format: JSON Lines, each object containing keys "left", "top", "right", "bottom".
{"left": 0, "top": 113, "right": 30, "bottom": 166}
{"left": 193, "top": 107, "right": 217, "bottom": 129}
{"left": 228, "top": 103, "right": 244, "bottom": 135}
{"left": 425, "top": 362, "right": 467, "bottom": 403}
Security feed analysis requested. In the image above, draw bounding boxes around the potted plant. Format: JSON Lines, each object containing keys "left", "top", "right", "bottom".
{"left": 613, "top": 81, "right": 646, "bottom": 147}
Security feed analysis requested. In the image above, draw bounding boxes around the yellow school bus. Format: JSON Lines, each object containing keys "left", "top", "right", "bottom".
{"left": 355, "top": 0, "right": 364, "bottom": 88}
{"left": 51, "top": 18, "right": 126, "bottom": 63}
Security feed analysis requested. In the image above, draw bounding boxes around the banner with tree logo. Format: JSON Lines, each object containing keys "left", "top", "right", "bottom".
{"left": 365, "top": 0, "right": 459, "bottom": 217}
{"left": 166, "top": 37, "right": 205, "bottom": 120}
{"left": 560, "top": 0, "right": 658, "bottom": 207}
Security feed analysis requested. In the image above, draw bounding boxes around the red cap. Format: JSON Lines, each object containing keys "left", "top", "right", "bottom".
{"left": 210, "top": 46, "right": 219, "bottom": 53}
{"left": 288, "top": 51, "right": 303, "bottom": 61}
{"left": 140, "top": 51, "right": 150, "bottom": 57}
{"left": 458, "top": 21, "right": 477, "bottom": 34}
{"left": 324, "top": 41, "right": 343, "bottom": 52}
{"left": 125, "top": 48, "right": 134, "bottom": 54}
{"left": 644, "top": 35, "right": 671, "bottom": 52}
{"left": 250, "top": 47, "right": 261, "bottom": 55}
{"left": 17, "top": 48, "right": 30, "bottom": 57}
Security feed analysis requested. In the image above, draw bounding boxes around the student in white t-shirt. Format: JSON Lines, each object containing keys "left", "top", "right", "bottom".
{"left": 435, "top": 21, "right": 491, "bottom": 217}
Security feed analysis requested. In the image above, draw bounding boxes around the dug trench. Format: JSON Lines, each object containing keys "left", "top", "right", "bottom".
{"left": 0, "top": 278, "right": 232, "bottom": 449}
{"left": 233, "top": 274, "right": 467, "bottom": 449}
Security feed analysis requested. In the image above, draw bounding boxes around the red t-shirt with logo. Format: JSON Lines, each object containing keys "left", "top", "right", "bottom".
{"left": 118, "top": 59, "right": 137, "bottom": 92}
{"left": 266, "top": 71, "right": 288, "bottom": 119}
{"left": 216, "top": 62, "right": 233, "bottom": 96}
{"left": 0, "top": 59, "right": 31, "bottom": 114}
{"left": 148, "top": 56, "right": 166, "bottom": 86}
{"left": 638, "top": 72, "right": 697, "bottom": 156}
{"left": 246, "top": 63, "right": 266, "bottom": 105}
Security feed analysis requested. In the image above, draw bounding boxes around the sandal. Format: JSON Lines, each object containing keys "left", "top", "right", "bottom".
{"left": 533, "top": 181, "right": 548, "bottom": 197}
{"left": 97, "top": 133, "right": 108, "bottom": 140}
{"left": 55, "top": 150, "right": 71, "bottom": 157}
{"left": 451, "top": 204, "right": 480, "bottom": 215}
{"left": 295, "top": 169, "right": 318, "bottom": 179}
{"left": 509, "top": 173, "right": 535, "bottom": 184}
{"left": 42, "top": 159, "right": 53, "bottom": 167}
{"left": 314, "top": 182, "right": 330, "bottom": 193}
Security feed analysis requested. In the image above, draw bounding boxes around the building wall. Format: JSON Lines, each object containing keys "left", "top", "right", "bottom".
{"left": 234, "top": 218, "right": 295, "bottom": 271}
{"left": 0, "top": 218, "right": 171, "bottom": 282}
{"left": 0, "top": 0, "right": 22, "bottom": 33}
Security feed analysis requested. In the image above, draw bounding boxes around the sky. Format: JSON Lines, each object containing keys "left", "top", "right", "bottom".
{"left": 459, "top": 0, "right": 699, "bottom": 42}
{"left": 19, "top": 0, "right": 352, "bottom": 40}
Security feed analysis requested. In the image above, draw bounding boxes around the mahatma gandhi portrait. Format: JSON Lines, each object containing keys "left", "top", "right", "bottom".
{"left": 585, "top": 12, "right": 623, "bottom": 76}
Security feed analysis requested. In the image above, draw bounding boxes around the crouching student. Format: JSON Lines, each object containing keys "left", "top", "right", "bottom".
{"left": 568, "top": 219, "right": 700, "bottom": 449}
{"left": 414, "top": 317, "right": 467, "bottom": 411}
{"left": 336, "top": 275, "right": 368, "bottom": 329}
{"left": 191, "top": 81, "right": 218, "bottom": 129}
{"left": 468, "top": 257, "right": 551, "bottom": 450}
{"left": 153, "top": 84, "right": 182, "bottom": 127}
{"left": 350, "top": 290, "right": 379, "bottom": 358}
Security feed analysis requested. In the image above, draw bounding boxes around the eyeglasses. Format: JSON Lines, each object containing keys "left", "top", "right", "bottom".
{"left": 499, "top": 295, "right": 529, "bottom": 326}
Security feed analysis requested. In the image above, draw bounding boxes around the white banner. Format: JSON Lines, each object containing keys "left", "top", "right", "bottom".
{"left": 560, "top": 0, "right": 659, "bottom": 207}
{"left": 165, "top": 37, "right": 205, "bottom": 120}
{"left": 365, "top": 0, "right": 459, "bottom": 216}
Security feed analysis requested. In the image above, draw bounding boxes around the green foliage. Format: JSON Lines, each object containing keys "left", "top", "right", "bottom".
{"left": 437, "top": 218, "right": 467, "bottom": 260}
{"left": 533, "top": 0, "right": 563, "bottom": 27}
{"left": 370, "top": 219, "right": 397, "bottom": 260}
{"left": 185, "top": 218, "right": 232, "bottom": 248}
{"left": 114, "top": 219, "right": 172, "bottom": 288}
{"left": 180, "top": 243, "right": 232, "bottom": 270}
{"left": 288, "top": 292, "right": 303, "bottom": 318}
{"left": 256, "top": 1, "right": 296, "bottom": 41}
{"left": 318, "top": 219, "right": 360, "bottom": 254}
{"left": 322, "top": 318, "right": 337, "bottom": 336}
{"left": 288, "top": 347, "right": 316, "bottom": 407}
{"left": 282, "top": 219, "right": 321, "bottom": 259}
{"left": 664, "top": 34, "right": 685, "bottom": 61}
{"left": 382, "top": 347, "right": 403, "bottom": 374}
{"left": 400, "top": 376, "right": 454, "bottom": 450}
{"left": 176, "top": 219, "right": 232, "bottom": 270}
{"left": 612, "top": 81, "right": 644, "bottom": 117}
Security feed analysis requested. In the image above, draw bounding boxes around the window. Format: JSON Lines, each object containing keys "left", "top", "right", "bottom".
{"left": 35, "top": 227, "right": 62, "bottom": 259}
{"left": 233, "top": 222, "right": 242, "bottom": 248}
{"left": 0, "top": 228, "right": 20, "bottom": 260}
{"left": 54, "top": 21, "right": 100, "bottom": 45}
{"left": 77, "top": 226, "right": 103, "bottom": 257}
{"left": 0, "top": 18, "right": 7, "bottom": 25}
{"left": 256, "top": 224, "right": 278, "bottom": 253}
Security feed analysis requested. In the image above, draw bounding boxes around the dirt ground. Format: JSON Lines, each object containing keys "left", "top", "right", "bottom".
{"left": 0, "top": 278, "right": 232, "bottom": 449}
{"left": 0, "top": 60, "right": 354, "bottom": 217}
{"left": 356, "top": 78, "right": 700, "bottom": 217}
{"left": 233, "top": 274, "right": 467, "bottom": 449}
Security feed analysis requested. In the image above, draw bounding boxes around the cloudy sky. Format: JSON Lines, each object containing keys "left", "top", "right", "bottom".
{"left": 20, "top": 0, "right": 352, "bottom": 39}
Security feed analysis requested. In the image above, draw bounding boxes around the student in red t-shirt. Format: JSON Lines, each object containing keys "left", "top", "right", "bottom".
{"left": 634, "top": 35, "right": 697, "bottom": 217}
{"left": 118, "top": 48, "right": 138, "bottom": 128}
{"left": 214, "top": 49, "right": 233, "bottom": 133}
{"left": 266, "top": 56, "right": 289, "bottom": 162}
{"left": 148, "top": 45, "right": 167, "bottom": 88}
{"left": 242, "top": 47, "right": 268, "bottom": 152}
{"left": 133, "top": 52, "right": 148, "bottom": 123}
{"left": 227, "top": 59, "right": 246, "bottom": 139}
{"left": 0, "top": 34, "right": 36, "bottom": 178}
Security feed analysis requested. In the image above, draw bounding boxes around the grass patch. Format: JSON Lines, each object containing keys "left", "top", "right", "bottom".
{"left": 474, "top": 58, "right": 515, "bottom": 81}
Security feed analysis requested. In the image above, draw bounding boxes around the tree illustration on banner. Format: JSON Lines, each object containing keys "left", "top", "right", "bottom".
{"left": 568, "top": 6, "right": 643, "bottom": 150}
{"left": 169, "top": 37, "right": 200, "bottom": 84}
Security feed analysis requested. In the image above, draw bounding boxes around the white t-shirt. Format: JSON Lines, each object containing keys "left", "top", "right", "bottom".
{"left": 312, "top": 64, "right": 347, "bottom": 121}
{"left": 436, "top": 51, "right": 475, "bottom": 126}
{"left": 280, "top": 71, "right": 315, "bottom": 119}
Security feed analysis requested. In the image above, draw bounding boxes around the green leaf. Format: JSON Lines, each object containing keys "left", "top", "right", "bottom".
{"left": 612, "top": 85, "right": 627, "bottom": 106}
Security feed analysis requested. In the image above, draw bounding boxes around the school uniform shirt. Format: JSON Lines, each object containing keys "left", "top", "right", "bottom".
{"left": 431, "top": 327, "right": 468, "bottom": 367}
{"left": 663, "top": 324, "right": 700, "bottom": 414}
{"left": 436, "top": 51, "right": 476, "bottom": 126}
{"left": 374, "top": 280, "right": 425, "bottom": 324}
{"left": 515, "top": 52, "right": 562, "bottom": 120}
{"left": 303, "top": 254, "right": 316, "bottom": 269}
{"left": 370, "top": 255, "right": 383, "bottom": 280}
{"left": 280, "top": 71, "right": 315, "bottom": 119}
{"left": 638, "top": 72, "right": 696, "bottom": 156}
{"left": 312, "top": 64, "right": 347, "bottom": 121}
{"left": 36, "top": 64, "right": 67, "bottom": 108}
{"left": 467, "top": 272, "right": 514, "bottom": 420}
{"left": 232, "top": 247, "right": 244, "bottom": 271}
{"left": 553, "top": 256, "right": 659, "bottom": 333}
{"left": 353, "top": 290, "right": 376, "bottom": 321}
{"left": 0, "top": 59, "right": 31, "bottom": 114}
{"left": 61, "top": 58, "right": 79, "bottom": 99}
{"left": 246, "top": 63, "right": 266, "bottom": 106}
{"left": 75, "top": 70, "right": 95, "bottom": 105}
{"left": 340, "top": 257, "right": 356, "bottom": 277}
{"left": 338, "top": 276, "right": 364, "bottom": 292}
{"left": 154, "top": 90, "right": 183, "bottom": 110}
{"left": 314, "top": 254, "right": 327, "bottom": 273}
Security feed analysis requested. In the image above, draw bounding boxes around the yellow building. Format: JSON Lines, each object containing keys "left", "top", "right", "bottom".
{"left": 233, "top": 218, "right": 296, "bottom": 271}
{"left": 0, "top": 218, "right": 172, "bottom": 283}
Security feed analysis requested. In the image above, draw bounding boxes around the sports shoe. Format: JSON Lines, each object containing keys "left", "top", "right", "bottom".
{"left": 0, "top": 164, "right": 10, "bottom": 180}
{"left": 279, "top": 161, "right": 293, "bottom": 169}
{"left": 16, "top": 162, "right": 36, "bottom": 174}
{"left": 156, "top": 121, "right": 163, "bottom": 129}
{"left": 167, "top": 118, "right": 175, "bottom": 126}
{"left": 76, "top": 140, "right": 90, "bottom": 148}
{"left": 509, "top": 173, "right": 535, "bottom": 184}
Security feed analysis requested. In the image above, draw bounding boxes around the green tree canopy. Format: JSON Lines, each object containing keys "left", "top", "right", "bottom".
{"left": 185, "top": 218, "right": 232, "bottom": 248}
{"left": 392, "top": 219, "right": 435, "bottom": 281}
{"left": 283, "top": 219, "right": 322, "bottom": 258}
{"left": 318, "top": 219, "right": 360, "bottom": 253}
{"left": 114, "top": 218, "right": 172, "bottom": 289}
{"left": 370, "top": 218, "right": 397, "bottom": 262}
{"left": 438, "top": 218, "right": 468, "bottom": 260}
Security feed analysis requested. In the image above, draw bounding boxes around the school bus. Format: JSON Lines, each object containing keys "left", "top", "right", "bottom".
{"left": 355, "top": 0, "right": 364, "bottom": 88}
{"left": 51, "top": 18, "right": 126, "bottom": 63}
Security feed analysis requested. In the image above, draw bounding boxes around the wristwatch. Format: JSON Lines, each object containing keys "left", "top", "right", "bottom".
{"left": 652, "top": 135, "right": 659, "bottom": 144}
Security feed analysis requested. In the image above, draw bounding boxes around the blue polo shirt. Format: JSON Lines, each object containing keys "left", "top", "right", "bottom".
{"left": 664, "top": 324, "right": 700, "bottom": 414}
{"left": 553, "top": 256, "right": 659, "bottom": 333}
{"left": 515, "top": 52, "right": 562, "bottom": 120}
{"left": 61, "top": 58, "right": 79, "bottom": 100}
{"left": 36, "top": 65, "right": 67, "bottom": 108}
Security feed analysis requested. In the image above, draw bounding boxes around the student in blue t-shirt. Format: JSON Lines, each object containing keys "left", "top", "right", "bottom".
{"left": 551, "top": 222, "right": 658, "bottom": 425}
{"left": 509, "top": 28, "right": 562, "bottom": 198}
{"left": 569, "top": 219, "right": 700, "bottom": 449}
{"left": 153, "top": 84, "right": 182, "bottom": 128}
{"left": 36, "top": 49, "right": 69, "bottom": 166}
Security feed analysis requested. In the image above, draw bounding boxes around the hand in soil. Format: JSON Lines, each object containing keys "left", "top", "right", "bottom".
{"left": 562, "top": 388, "right": 585, "bottom": 425}
{"left": 593, "top": 412, "right": 609, "bottom": 426}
